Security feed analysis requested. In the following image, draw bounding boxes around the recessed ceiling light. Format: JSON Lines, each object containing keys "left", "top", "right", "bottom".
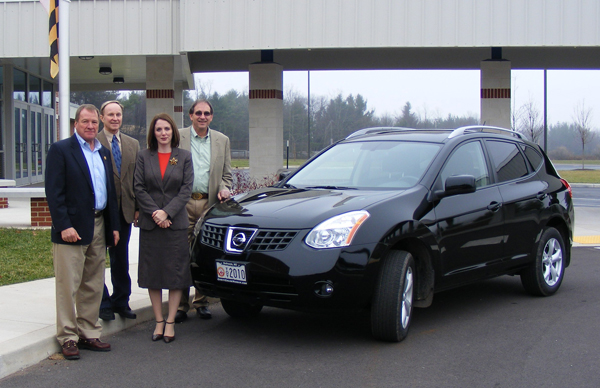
{"left": 99, "top": 66, "right": 112, "bottom": 75}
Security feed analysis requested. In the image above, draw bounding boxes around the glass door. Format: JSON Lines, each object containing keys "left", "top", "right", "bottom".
{"left": 14, "top": 102, "right": 28, "bottom": 183}
{"left": 43, "top": 109, "right": 56, "bottom": 179}
{"left": 30, "top": 106, "right": 43, "bottom": 183}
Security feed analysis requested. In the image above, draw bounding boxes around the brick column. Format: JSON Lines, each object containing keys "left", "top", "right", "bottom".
{"left": 0, "top": 198, "right": 8, "bottom": 209}
{"left": 248, "top": 62, "right": 284, "bottom": 180}
{"left": 146, "top": 56, "right": 175, "bottom": 127}
{"left": 480, "top": 59, "right": 512, "bottom": 129}
{"left": 31, "top": 197, "right": 52, "bottom": 227}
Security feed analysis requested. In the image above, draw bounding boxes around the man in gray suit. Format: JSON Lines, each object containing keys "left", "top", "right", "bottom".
{"left": 97, "top": 100, "right": 140, "bottom": 321}
{"left": 175, "top": 99, "right": 232, "bottom": 322}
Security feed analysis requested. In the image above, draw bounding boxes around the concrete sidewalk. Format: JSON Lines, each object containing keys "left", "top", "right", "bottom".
{"left": 0, "top": 198, "right": 163, "bottom": 379}
{"left": 1, "top": 196, "right": 599, "bottom": 379}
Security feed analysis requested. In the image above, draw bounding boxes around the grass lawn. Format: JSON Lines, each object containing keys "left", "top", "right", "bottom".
{"left": 559, "top": 169, "right": 600, "bottom": 184}
{"left": 0, "top": 228, "right": 111, "bottom": 287}
{"left": 0, "top": 228, "right": 54, "bottom": 286}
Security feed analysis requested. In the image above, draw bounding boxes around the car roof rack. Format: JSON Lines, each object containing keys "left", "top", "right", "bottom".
{"left": 346, "top": 127, "right": 451, "bottom": 139}
{"left": 448, "top": 125, "right": 523, "bottom": 139}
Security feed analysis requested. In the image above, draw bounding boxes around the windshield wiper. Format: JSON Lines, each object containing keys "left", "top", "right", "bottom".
{"left": 281, "top": 183, "right": 297, "bottom": 189}
{"left": 305, "top": 185, "right": 357, "bottom": 190}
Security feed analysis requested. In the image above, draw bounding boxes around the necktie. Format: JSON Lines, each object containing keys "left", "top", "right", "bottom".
{"left": 112, "top": 135, "right": 122, "bottom": 175}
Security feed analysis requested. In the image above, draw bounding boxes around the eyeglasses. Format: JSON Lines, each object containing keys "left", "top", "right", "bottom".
{"left": 194, "top": 111, "right": 212, "bottom": 117}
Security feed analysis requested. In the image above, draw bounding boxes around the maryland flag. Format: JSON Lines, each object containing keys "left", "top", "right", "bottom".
{"left": 48, "top": 0, "right": 59, "bottom": 78}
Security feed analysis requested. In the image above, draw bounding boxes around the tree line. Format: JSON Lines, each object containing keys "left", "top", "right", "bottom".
{"left": 72, "top": 89, "right": 598, "bottom": 163}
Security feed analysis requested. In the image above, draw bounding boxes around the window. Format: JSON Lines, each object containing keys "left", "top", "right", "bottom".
{"left": 486, "top": 141, "right": 529, "bottom": 183}
{"left": 13, "top": 69, "right": 26, "bottom": 101}
{"left": 441, "top": 141, "right": 490, "bottom": 188}
{"left": 29, "top": 76, "right": 41, "bottom": 105}
{"left": 522, "top": 145, "right": 543, "bottom": 172}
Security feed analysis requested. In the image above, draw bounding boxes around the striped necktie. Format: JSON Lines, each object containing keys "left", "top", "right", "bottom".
{"left": 112, "top": 135, "right": 122, "bottom": 175}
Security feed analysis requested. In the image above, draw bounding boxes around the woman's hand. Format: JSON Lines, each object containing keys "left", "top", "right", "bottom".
{"left": 152, "top": 209, "right": 169, "bottom": 225}
{"left": 158, "top": 219, "right": 172, "bottom": 229}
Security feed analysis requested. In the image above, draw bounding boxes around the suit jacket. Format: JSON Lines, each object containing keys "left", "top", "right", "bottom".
{"left": 133, "top": 147, "right": 193, "bottom": 231}
{"left": 97, "top": 130, "right": 140, "bottom": 223}
{"left": 179, "top": 127, "right": 233, "bottom": 207}
{"left": 45, "top": 134, "right": 120, "bottom": 246}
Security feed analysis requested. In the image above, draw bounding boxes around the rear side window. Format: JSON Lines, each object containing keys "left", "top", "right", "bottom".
{"left": 486, "top": 140, "right": 529, "bottom": 183}
{"left": 522, "top": 145, "right": 543, "bottom": 171}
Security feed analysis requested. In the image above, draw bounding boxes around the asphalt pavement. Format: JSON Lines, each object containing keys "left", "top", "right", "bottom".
{"left": 0, "top": 189, "right": 599, "bottom": 380}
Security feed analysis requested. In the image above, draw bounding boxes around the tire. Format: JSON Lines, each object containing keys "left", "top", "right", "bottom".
{"left": 221, "top": 299, "right": 263, "bottom": 319}
{"left": 520, "top": 227, "right": 566, "bottom": 296}
{"left": 371, "top": 250, "right": 415, "bottom": 342}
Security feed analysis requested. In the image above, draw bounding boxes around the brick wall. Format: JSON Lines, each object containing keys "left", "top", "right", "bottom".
{"left": 0, "top": 198, "right": 7, "bottom": 209}
{"left": 31, "top": 197, "right": 52, "bottom": 227}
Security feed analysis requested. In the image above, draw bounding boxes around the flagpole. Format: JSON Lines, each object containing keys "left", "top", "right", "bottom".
{"left": 58, "top": 0, "right": 71, "bottom": 140}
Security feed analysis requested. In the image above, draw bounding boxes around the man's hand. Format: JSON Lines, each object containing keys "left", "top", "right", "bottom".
{"left": 61, "top": 227, "right": 81, "bottom": 243}
{"left": 133, "top": 210, "right": 139, "bottom": 227}
{"left": 113, "top": 231, "right": 120, "bottom": 246}
{"left": 217, "top": 189, "right": 231, "bottom": 202}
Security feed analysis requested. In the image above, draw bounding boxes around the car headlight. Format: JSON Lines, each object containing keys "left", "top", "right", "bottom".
{"left": 305, "top": 211, "right": 370, "bottom": 249}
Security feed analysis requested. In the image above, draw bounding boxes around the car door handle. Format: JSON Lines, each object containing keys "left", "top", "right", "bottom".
{"left": 536, "top": 192, "right": 547, "bottom": 200}
{"left": 487, "top": 201, "right": 502, "bottom": 212}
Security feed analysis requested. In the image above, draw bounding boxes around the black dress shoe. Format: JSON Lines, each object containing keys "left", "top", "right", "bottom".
{"left": 196, "top": 306, "right": 212, "bottom": 320}
{"left": 174, "top": 310, "right": 187, "bottom": 323}
{"left": 99, "top": 308, "right": 115, "bottom": 321}
{"left": 163, "top": 322, "right": 176, "bottom": 343}
{"left": 114, "top": 307, "right": 137, "bottom": 319}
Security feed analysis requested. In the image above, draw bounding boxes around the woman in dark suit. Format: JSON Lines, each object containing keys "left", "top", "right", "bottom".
{"left": 134, "top": 113, "right": 193, "bottom": 343}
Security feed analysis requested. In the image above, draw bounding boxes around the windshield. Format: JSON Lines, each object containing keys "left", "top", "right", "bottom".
{"left": 287, "top": 141, "right": 441, "bottom": 189}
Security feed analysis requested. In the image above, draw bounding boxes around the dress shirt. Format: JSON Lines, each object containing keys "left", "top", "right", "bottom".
{"left": 75, "top": 132, "right": 107, "bottom": 211}
{"left": 190, "top": 130, "right": 211, "bottom": 193}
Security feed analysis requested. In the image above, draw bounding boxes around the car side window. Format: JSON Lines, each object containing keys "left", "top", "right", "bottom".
{"left": 441, "top": 141, "right": 490, "bottom": 188}
{"left": 486, "top": 140, "right": 529, "bottom": 182}
{"left": 521, "top": 145, "right": 543, "bottom": 171}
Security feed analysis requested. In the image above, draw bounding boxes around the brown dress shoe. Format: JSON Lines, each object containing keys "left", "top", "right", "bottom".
{"left": 61, "top": 340, "right": 80, "bottom": 360}
{"left": 78, "top": 338, "right": 111, "bottom": 352}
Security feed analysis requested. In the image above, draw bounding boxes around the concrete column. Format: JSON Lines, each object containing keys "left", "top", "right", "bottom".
{"left": 146, "top": 57, "right": 174, "bottom": 128}
{"left": 480, "top": 60, "right": 511, "bottom": 129}
{"left": 248, "top": 63, "right": 283, "bottom": 180}
{"left": 174, "top": 82, "right": 184, "bottom": 130}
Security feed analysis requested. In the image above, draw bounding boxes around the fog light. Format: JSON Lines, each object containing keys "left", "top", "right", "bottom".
{"left": 314, "top": 281, "right": 334, "bottom": 298}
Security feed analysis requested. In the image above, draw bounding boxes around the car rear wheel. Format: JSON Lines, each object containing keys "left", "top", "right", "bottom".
{"left": 520, "top": 227, "right": 565, "bottom": 296}
{"left": 371, "top": 250, "right": 415, "bottom": 342}
{"left": 221, "top": 299, "right": 263, "bottom": 318}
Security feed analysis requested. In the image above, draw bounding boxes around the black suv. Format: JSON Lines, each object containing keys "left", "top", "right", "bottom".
{"left": 190, "top": 126, "right": 574, "bottom": 342}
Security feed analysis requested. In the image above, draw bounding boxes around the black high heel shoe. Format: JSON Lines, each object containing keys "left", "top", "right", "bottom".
{"left": 152, "top": 320, "right": 165, "bottom": 341}
{"left": 163, "top": 321, "right": 176, "bottom": 343}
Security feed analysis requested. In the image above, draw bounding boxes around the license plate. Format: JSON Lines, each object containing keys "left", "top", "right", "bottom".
{"left": 216, "top": 261, "right": 247, "bottom": 285}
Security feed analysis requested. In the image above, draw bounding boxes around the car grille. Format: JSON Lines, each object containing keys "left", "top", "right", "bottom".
{"left": 200, "top": 224, "right": 227, "bottom": 250}
{"left": 249, "top": 230, "right": 298, "bottom": 251}
{"left": 201, "top": 223, "right": 298, "bottom": 252}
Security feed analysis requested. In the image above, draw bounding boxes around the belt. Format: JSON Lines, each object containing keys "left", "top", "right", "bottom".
{"left": 191, "top": 192, "right": 208, "bottom": 200}
{"left": 94, "top": 210, "right": 104, "bottom": 218}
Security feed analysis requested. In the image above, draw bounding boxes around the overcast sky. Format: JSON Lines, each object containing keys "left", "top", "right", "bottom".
{"left": 194, "top": 69, "right": 600, "bottom": 129}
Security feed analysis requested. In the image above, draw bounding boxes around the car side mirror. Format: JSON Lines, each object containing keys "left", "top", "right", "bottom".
{"left": 432, "top": 175, "right": 476, "bottom": 200}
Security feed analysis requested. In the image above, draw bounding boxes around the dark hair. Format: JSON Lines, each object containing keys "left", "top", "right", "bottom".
{"left": 188, "top": 99, "right": 214, "bottom": 115}
{"left": 147, "top": 113, "right": 180, "bottom": 150}
{"left": 75, "top": 104, "right": 100, "bottom": 122}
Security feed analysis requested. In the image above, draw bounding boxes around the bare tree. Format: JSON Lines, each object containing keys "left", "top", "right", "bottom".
{"left": 517, "top": 98, "right": 543, "bottom": 143}
{"left": 572, "top": 100, "right": 596, "bottom": 169}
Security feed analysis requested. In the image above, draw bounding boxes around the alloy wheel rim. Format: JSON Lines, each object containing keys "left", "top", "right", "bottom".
{"left": 401, "top": 267, "right": 414, "bottom": 329}
{"left": 542, "top": 237, "right": 563, "bottom": 286}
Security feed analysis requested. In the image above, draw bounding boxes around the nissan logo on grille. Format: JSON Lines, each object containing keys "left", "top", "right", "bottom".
{"left": 225, "top": 227, "right": 258, "bottom": 254}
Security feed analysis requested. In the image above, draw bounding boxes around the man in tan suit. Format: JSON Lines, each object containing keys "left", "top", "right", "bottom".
{"left": 175, "top": 99, "right": 232, "bottom": 323}
{"left": 97, "top": 100, "right": 140, "bottom": 321}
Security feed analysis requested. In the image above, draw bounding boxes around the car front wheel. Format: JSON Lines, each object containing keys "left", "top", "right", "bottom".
{"left": 221, "top": 299, "right": 263, "bottom": 318}
{"left": 371, "top": 250, "right": 415, "bottom": 342}
{"left": 520, "top": 227, "right": 566, "bottom": 296}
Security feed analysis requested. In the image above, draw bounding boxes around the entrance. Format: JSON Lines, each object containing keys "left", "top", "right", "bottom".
{"left": 14, "top": 102, "right": 55, "bottom": 185}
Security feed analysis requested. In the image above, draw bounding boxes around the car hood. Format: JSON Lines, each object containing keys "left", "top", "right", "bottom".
{"left": 204, "top": 187, "right": 404, "bottom": 229}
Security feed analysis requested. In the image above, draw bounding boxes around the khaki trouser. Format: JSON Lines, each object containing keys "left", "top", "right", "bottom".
{"left": 53, "top": 215, "right": 106, "bottom": 344}
{"left": 179, "top": 197, "right": 210, "bottom": 312}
